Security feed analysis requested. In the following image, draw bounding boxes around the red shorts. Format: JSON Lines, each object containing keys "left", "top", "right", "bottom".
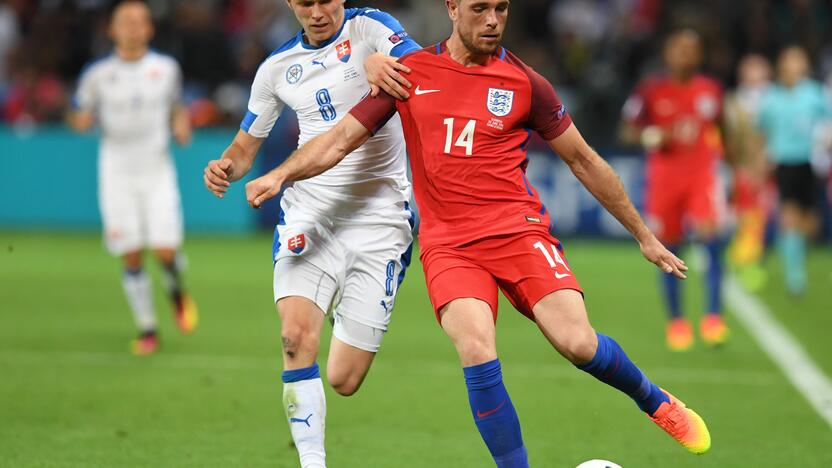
{"left": 645, "top": 162, "right": 725, "bottom": 244}
{"left": 421, "top": 231, "right": 583, "bottom": 323}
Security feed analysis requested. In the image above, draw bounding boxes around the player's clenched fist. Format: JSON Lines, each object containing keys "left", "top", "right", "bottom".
{"left": 245, "top": 172, "right": 283, "bottom": 209}
{"left": 204, "top": 159, "right": 233, "bottom": 199}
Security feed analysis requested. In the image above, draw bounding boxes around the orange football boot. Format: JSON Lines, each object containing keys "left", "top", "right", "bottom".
{"left": 131, "top": 332, "right": 159, "bottom": 356}
{"left": 649, "top": 389, "right": 711, "bottom": 454}
{"left": 666, "top": 318, "right": 694, "bottom": 351}
{"left": 700, "top": 313, "right": 729, "bottom": 346}
{"left": 174, "top": 295, "right": 199, "bottom": 335}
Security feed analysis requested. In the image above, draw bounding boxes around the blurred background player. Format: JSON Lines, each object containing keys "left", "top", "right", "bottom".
{"left": 203, "top": 1, "right": 419, "bottom": 466}
{"left": 245, "top": 0, "right": 712, "bottom": 463}
{"left": 69, "top": 0, "right": 197, "bottom": 355}
{"left": 622, "top": 30, "right": 728, "bottom": 351}
{"left": 723, "top": 54, "right": 773, "bottom": 291}
{"left": 757, "top": 46, "right": 832, "bottom": 296}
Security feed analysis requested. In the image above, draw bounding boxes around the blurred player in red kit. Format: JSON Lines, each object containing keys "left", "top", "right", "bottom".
{"left": 622, "top": 30, "right": 729, "bottom": 351}
{"left": 723, "top": 55, "right": 774, "bottom": 291}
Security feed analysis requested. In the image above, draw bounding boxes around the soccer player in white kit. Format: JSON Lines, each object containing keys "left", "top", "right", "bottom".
{"left": 203, "top": 1, "right": 418, "bottom": 466}
{"left": 70, "top": 1, "right": 198, "bottom": 356}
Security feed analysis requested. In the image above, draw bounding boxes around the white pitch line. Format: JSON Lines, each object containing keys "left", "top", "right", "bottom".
{"left": 0, "top": 349, "right": 778, "bottom": 387}
{"left": 725, "top": 276, "right": 832, "bottom": 429}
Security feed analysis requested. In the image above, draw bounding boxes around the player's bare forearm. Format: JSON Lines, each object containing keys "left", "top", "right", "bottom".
{"left": 245, "top": 114, "right": 371, "bottom": 209}
{"left": 274, "top": 114, "right": 370, "bottom": 184}
{"left": 550, "top": 124, "right": 688, "bottom": 278}
{"left": 204, "top": 130, "right": 264, "bottom": 198}
{"left": 221, "top": 130, "right": 264, "bottom": 181}
{"left": 552, "top": 127, "right": 650, "bottom": 241}
{"left": 171, "top": 105, "right": 192, "bottom": 146}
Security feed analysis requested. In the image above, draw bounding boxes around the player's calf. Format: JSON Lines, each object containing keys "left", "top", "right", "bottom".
{"left": 327, "top": 370, "right": 362, "bottom": 397}
{"left": 464, "top": 359, "right": 528, "bottom": 468}
{"left": 121, "top": 265, "right": 157, "bottom": 339}
{"left": 155, "top": 250, "right": 198, "bottom": 334}
{"left": 283, "top": 363, "right": 327, "bottom": 468}
{"left": 326, "top": 334, "right": 376, "bottom": 397}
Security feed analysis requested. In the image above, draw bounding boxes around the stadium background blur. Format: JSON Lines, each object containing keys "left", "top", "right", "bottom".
{"left": 2, "top": 0, "right": 832, "bottom": 235}
{"left": 2, "top": 1, "right": 832, "bottom": 467}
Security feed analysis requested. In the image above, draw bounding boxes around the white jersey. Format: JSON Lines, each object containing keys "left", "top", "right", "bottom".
{"left": 243, "top": 8, "right": 419, "bottom": 216}
{"left": 74, "top": 50, "right": 182, "bottom": 175}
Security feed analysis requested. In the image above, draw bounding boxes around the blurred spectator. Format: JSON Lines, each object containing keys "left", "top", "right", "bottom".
{"left": 3, "top": 60, "right": 67, "bottom": 125}
{"left": 0, "top": 0, "right": 20, "bottom": 92}
{"left": 0, "top": 0, "right": 829, "bottom": 140}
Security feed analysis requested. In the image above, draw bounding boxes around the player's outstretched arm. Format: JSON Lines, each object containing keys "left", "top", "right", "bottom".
{"left": 204, "top": 130, "right": 264, "bottom": 199}
{"left": 549, "top": 123, "right": 688, "bottom": 279}
{"left": 245, "top": 114, "right": 372, "bottom": 209}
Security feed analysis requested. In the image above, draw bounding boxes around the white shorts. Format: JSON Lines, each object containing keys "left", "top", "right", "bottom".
{"left": 98, "top": 161, "right": 183, "bottom": 256}
{"left": 272, "top": 197, "right": 414, "bottom": 353}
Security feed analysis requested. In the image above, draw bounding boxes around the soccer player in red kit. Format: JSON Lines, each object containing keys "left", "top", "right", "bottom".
{"left": 244, "top": 1, "right": 711, "bottom": 464}
{"left": 622, "top": 30, "right": 729, "bottom": 351}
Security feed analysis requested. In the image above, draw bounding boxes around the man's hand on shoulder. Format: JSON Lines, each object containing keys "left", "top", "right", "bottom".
{"left": 364, "top": 52, "right": 412, "bottom": 100}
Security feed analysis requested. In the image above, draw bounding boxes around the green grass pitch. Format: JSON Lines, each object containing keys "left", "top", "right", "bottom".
{"left": 1, "top": 232, "right": 830, "bottom": 467}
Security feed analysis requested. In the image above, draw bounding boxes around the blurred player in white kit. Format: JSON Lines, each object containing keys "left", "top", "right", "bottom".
{"left": 69, "top": 0, "right": 197, "bottom": 355}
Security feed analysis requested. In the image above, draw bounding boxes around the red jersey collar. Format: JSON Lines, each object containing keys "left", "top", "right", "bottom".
{"left": 434, "top": 39, "right": 507, "bottom": 66}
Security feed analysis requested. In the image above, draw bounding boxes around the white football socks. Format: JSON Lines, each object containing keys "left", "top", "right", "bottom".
{"left": 284, "top": 377, "right": 327, "bottom": 468}
{"left": 122, "top": 269, "right": 156, "bottom": 333}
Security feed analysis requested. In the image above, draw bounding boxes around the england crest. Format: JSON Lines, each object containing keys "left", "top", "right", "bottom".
{"left": 487, "top": 88, "right": 514, "bottom": 117}
{"left": 336, "top": 40, "right": 352, "bottom": 63}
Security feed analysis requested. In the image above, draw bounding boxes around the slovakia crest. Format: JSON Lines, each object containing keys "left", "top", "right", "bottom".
{"left": 286, "top": 64, "right": 303, "bottom": 84}
{"left": 487, "top": 88, "right": 514, "bottom": 117}
{"left": 288, "top": 234, "right": 306, "bottom": 254}
{"left": 336, "top": 40, "right": 352, "bottom": 63}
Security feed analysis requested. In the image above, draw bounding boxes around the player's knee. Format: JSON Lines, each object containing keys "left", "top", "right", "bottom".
{"left": 280, "top": 323, "right": 319, "bottom": 360}
{"left": 122, "top": 251, "right": 143, "bottom": 270}
{"left": 456, "top": 336, "right": 497, "bottom": 366}
{"left": 153, "top": 248, "right": 177, "bottom": 265}
{"left": 561, "top": 330, "right": 598, "bottom": 365}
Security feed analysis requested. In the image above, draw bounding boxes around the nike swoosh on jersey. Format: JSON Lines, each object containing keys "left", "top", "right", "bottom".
{"left": 476, "top": 400, "right": 506, "bottom": 418}
{"left": 414, "top": 86, "right": 441, "bottom": 95}
{"left": 555, "top": 272, "right": 571, "bottom": 279}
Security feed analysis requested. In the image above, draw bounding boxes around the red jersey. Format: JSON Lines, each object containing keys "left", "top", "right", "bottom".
{"left": 350, "top": 43, "right": 571, "bottom": 249}
{"left": 623, "top": 74, "right": 723, "bottom": 170}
